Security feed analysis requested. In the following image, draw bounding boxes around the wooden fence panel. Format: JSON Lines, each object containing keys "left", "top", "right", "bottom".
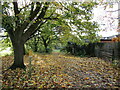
{"left": 94, "top": 42, "right": 120, "bottom": 60}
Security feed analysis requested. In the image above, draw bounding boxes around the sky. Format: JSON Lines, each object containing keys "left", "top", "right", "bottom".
{"left": 92, "top": 3, "right": 119, "bottom": 37}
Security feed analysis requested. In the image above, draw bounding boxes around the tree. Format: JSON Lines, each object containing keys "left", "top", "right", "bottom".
{"left": 2, "top": 1, "right": 60, "bottom": 69}
{"left": 26, "top": 22, "right": 57, "bottom": 53}
{"left": 35, "top": 21, "right": 58, "bottom": 53}
{"left": 2, "top": 1, "right": 99, "bottom": 69}
{"left": 26, "top": 20, "right": 71, "bottom": 53}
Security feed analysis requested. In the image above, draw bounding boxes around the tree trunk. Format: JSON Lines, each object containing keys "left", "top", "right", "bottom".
{"left": 43, "top": 39, "right": 48, "bottom": 53}
{"left": 23, "top": 44, "right": 26, "bottom": 55}
{"left": 9, "top": 42, "right": 26, "bottom": 70}
{"left": 44, "top": 44, "right": 48, "bottom": 53}
{"left": 34, "top": 43, "right": 38, "bottom": 52}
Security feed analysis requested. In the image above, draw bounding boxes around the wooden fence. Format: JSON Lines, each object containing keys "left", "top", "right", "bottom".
{"left": 94, "top": 41, "right": 120, "bottom": 61}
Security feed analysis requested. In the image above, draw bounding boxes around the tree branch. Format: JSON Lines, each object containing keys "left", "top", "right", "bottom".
{"left": 19, "top": 3, "right": 33, "bottom": 12}
{"left": 43, "top": 17, "right": 58, "bottom": 20}
{"left": 43, "top": 8, "right": 57, "bottom": 20}
{"left": 106, "top": 9, "right": 120, "bottom": 12}
{"left": 29, "top": 2, "right": 42, "bottom": 21}
{"left": 13, "top": 2, "right": 20, "bottom": 16}
{"left": 22, "top": 3, "right": 50, "bottom": 43}
{"left": 30, "top": 2, "right": 34, "bottom": 17}
{"left": 13, "top": 1, "right": 21, "bottom": 31}
{"left": 41, "top": 35, "right": 45, "bottom": 42}
{"left": 59, "top": 2, "right": 69, "bottom": 11}
{"left": 15, "top": 2, "right": 41, "bottom": 39}
{"left": 0, "top": 35, "right": 8, "bottom": 37}
{"left": 24, "top": 20, "right": 47, "bottom": 41}
{"left": 36, "top": 2, "right": 50, "bottom": 20}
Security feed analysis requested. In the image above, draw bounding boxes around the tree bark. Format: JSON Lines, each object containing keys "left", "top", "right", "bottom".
{"left": 43, "top": 40, "right": 48, "bottom": 53}
{"left": 45, "top": 44, "right": 48, "bottom": 53}
{"left": 34, "top": 37, "right": 38, "bottom": 52}
{"left": 9, "top": 42, "right": 26, "bottom": 69}
{"left": 23, "top": 44, "right": 26, "bottom": 55}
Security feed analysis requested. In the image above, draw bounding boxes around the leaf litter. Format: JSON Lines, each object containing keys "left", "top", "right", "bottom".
{"left": 1, "top": 52, "right": 120, "bottom": 88}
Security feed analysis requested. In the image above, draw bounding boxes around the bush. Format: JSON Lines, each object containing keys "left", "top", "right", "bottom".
{"left": 62, "top": 41, "right": 96, "bottom": 57}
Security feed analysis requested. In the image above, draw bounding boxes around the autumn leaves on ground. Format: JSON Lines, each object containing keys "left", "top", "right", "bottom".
{"left": 1, "top": 52, "right": 120, "bottom": 88}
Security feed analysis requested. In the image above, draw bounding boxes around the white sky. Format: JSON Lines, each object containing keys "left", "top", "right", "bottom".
{"left": 92, "top": 3, "right": 119, "bottom": 37}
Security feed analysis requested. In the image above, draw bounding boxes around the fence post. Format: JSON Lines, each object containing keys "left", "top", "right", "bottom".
{"left": 112, "top": 49, "right": 114, "bottom": 61}
{"left": 28, "top": 56, "right": 32, "bottom": 79}
{"left": 118, "top": 42, "right": 120, "bottom": 59}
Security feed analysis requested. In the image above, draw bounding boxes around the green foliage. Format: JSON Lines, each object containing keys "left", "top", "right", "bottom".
{"left": 0, "top": 30, "right": 13, "bottom": 56}
{"left": 52, "top": 2, "right": 100, "bottom": 45}
{"left": 2, "top": 2, "right": 15, "bottom": 31}
{"left": 2, "top": 1, "right": 100, "bottom": 42}
{"left": 2, "top": 15, "right": 15, "bottom": 31}
{"left": 26, "top": 21, "right": 57, "bottom": 53}
{"left": 0, "top": 36, "right": 13, "bottom": 56}
{"left": 25, "top": 2, "right": 100, "bottom": 54}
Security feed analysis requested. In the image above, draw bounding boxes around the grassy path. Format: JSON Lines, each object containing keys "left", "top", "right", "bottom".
{"left": 1, "top": 52, "right": 120, "bottom": 88}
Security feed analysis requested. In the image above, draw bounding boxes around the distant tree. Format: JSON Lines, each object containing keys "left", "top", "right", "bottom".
{"left": 26, "top": 21, "right": 57, "bottom": 53}
{"left": 26, "top": 20, "right": 72, "bottom": 53}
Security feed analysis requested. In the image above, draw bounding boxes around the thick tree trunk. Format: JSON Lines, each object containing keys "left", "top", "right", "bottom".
{"left": 9, "top": 42, "right": 26, "bottom": 70}
{"left": 23, "top": 45, "right": 26, "bottom": 55}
